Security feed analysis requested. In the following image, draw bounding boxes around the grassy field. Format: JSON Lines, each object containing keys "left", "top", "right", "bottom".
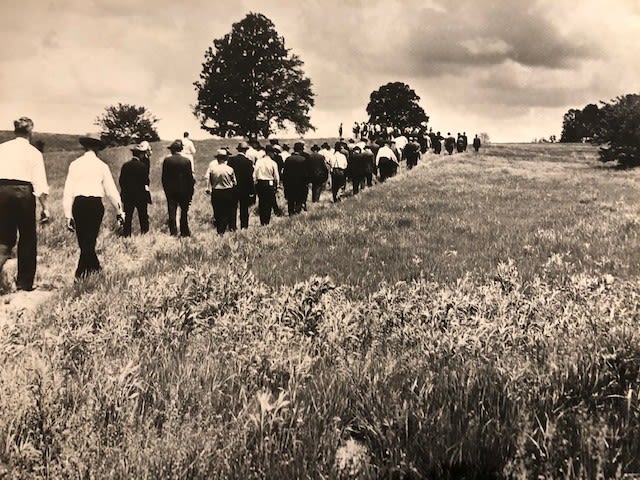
{"left": 1, "top": 140, "right": 639, "bottom": 478}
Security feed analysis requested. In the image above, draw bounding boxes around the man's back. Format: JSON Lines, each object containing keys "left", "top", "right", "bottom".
{"left": 119, "top": 158, "right": 148, "bottom": 200}
{"left": 228, "top": 154, "right": 254, "bottom": 197}
{"left": 162, "top": 154, "right": 194, "bottom": 195}
{"left": 307, "top": 153, "right": 328, "bottom": 183}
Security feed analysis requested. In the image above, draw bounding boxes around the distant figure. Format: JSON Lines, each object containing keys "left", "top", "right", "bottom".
{"left": 404, "top": 137, "right": 421, "bottom": 169}
{"left": 181, "top": 131, "right": 196, "bottom": 175}
{"left": 462, "top": 132, "right": 468, "bottom": 152}
{"left": 444, "top": 133, "right": 455, "bottom": 155}
{"left": 254, "top": 145, "right": 280, "bottom": 225}
{"left": 330, "top": 142, "right": 348, "bottom": 202}
{"left": 205, "top": 149, "right": 237, "bottom": 235}
{"left": 308, "top": 144, "right": 329, "bottom": 202}
{"left": 63, "top": 133, "right": 123, "bottom": 279}
{"left": 338, "top": 122, "right": 343, "bottom": 138}
{"left": 229, "top": 142, "right": 256, "bottom": 230}
{"left": 0, "top": 117, "right": 50, "bottom": 291}
{"left": 434, "top": 131, "right": 444, "bottom": 154}
{"left": 456, "top": 133, "right": 465, "bottom": 153}
{"left": 353, "top": 122, "right": 360, "bottom": 139}
{"left": 119, "top": 142, "right": 152, "bottom": 236}
{"left": 162, "top": 139, "right": 195, "bottom": 237}
{"left": 283, "top": 142, "right": 309, "bottom": 215}
{"left": 473, "top": 134, "right": 481, "bottom": 152}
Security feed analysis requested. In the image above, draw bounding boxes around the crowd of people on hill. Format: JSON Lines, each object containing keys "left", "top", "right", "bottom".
{"left": 0, "top": 116, "right": 483, "bottom": 290}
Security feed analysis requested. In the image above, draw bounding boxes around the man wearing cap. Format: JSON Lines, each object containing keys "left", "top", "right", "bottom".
{"left": 282, "top": 142, "right": 309, "bottom": 215}
{"left": 205, "top": 149, "right": 237, "bottom": 235}
{"left": 308, "top": 144, "right": 329, "bottom": 203}
{"left": 0, "top": 117, "right": 50, "bottom": 291}
{"left": 253, "top": 145, "right": 280, "bottom": 225}
{"left": 229, "top": 141, "right": 256, "bottom": 230}
{"left": 162, "top": 140, "right": 195, "bottom": 237}
{"left": 181, "top": 132, "right": 196, "bottom": 175}
{"left": 119, "top": 142, "right": 152, "bottom": 236}
{"left": 63, "top": 133, "right": 123, "bottom": 279}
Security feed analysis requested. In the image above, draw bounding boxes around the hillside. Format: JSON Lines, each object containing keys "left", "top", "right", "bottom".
{"left": 1, "top": 143, "right": 639, "bottom": 478}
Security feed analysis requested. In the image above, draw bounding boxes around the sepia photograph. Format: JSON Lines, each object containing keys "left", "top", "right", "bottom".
{"left": 1, "top": 0, "right": 639, "bottom": 478}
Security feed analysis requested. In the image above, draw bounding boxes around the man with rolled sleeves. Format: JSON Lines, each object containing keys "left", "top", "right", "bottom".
{"left": 0, "top": 117, "right": 50, "bottom": 292}
{"left": 205, "top": 149, "right": 237, "bottom": 235}
{"left": 161, "top": 140, "right": 195, "bottom": 237}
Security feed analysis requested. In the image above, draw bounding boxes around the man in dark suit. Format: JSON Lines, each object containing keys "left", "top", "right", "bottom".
{"left": 119, "top": 142, "right": 152, "bottom": 236}
{"left": 228, "top": 141, "right": 255, "bottom": 230}
{"left": 307, "top": 144, "right": 329, "bottom": 202}
{"left": 161, "top": 140, "right": 195, "bottom": 237}
{"left": 348, "top": 146, "right": 368, "bottom": 195}
{"left": 282, "top": 142, "right": 309, "bottom": 215}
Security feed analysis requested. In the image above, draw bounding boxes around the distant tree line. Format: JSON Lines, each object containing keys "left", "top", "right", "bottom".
{"left": 561, "top": 93, "right": 640, "bottom": 167}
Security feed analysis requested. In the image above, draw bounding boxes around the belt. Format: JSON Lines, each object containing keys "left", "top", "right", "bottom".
{"left": 0, "top": 179, "right": 32, "bottom": 187}
{"left": 332, "top": 167, "right": 345, "bottom": 172}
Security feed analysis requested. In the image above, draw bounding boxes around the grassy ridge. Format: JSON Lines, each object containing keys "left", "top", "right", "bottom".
{"left": 1, "top": 143, "right": 640, "bottom": 478}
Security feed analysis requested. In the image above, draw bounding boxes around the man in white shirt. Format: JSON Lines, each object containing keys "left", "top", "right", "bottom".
{"left": 376, "top": 140, "right": 399, "bottom": 182}
{"left": 253, "top": 145, "right": 280, "bottom": 225}
{"left": 63, "top": 133, "right": 123, "bottom": 279}
{"left": 330, "top": 142, "right": 348, "bottom": 202}
{"left": 0, "top": 117, "right": 50, "bottom": 292}
{"left": 181, "top": 132, "right": 196, "bottom": 174}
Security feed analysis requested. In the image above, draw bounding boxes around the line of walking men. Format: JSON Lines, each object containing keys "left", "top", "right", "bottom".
{"left": 0, "top": 116, "right": 462, "bottom": 291}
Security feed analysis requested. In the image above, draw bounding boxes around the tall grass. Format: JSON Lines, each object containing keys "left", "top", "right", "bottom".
{"left": 1, "top": 143, "right": 640, "bottom": 478}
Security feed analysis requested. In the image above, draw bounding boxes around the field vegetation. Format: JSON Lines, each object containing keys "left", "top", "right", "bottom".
{"left": 1, "top": 139, "right": 639, "bottom": 478}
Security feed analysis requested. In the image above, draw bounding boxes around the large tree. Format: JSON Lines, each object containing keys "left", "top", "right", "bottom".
{"left": 95, "top": 103, "right": 160, "bottom": 146}
{"left": 194, "top": 12, "right": 315, "bottom": 139}
{"left": 560, "top": 103, "right": 600, "bottom": 143}
{"left": 592, "top": 94, "right": 640, "bottom": 167}
{"left": 366, "top": 82, "right": 429, "bottom": 131}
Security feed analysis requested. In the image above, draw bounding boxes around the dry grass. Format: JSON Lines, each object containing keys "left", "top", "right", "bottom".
{"left": 1, "top": 141, "right": 640, "bottom": 478}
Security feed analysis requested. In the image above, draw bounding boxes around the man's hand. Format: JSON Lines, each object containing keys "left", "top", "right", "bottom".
{"left": 116, "top": 212, "right": 125, "bottom": 227}
{"left": 66, "top": 218, "right": 75, "bottom": 232}
{"left": 40, "top": 209, "right": 51, "bottom": 225}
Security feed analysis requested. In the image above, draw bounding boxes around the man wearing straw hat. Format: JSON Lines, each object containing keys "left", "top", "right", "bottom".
{"left": 0, "top": 117, "right": 50, "bottom": 291}
{"left": 63, "top": 133, "right": 123, "bottom": 279}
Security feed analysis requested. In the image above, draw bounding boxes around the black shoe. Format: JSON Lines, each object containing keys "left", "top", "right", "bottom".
{"left": 16, "top": 285, "right": 36, "bottom": 292}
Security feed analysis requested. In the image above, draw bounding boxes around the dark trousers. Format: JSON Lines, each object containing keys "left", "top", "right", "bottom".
{"left": 0, "top": 182, "right": 36, "bottom": 289}
{"left": 378, "top": 159, "right": 398, "bottom": 182}
{"left": 352, "top": 175, "right": 365, "bottom": 195}
{"left": 211, "top": 189, "right": 235, "bottom": 235}
{"left": 331, "top": 169, "right": 346, "bottom": 202}
{"left": 311, "top": 181, "right": 325, "bottom": 202}
{"left": 230, "top": 195, "right": 251, "bottom": 230}
{"left": 72, "top": 196, "right": 104, "bottom": 279}
{"left": 122, "top": 199, "right": 149, "bottom": 236}
{"left": 256, "top": 180, "right": 276, "bottom": 225}
{"left": 165, "top": 192, "right": 191, "bottom": 237}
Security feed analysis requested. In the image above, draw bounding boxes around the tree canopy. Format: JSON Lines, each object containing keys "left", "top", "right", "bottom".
{"left": 366, "top": 82, "right": 429, "bottom": 131}
{"left": 194, "top": 12, "right": 315, "bottom": 139}
{"left": 592, "top": 94, "right": 640, "bottom": 167}
{"left": 560, "top": 103, "right": 600, "bottom": 143}
{"left": 95, "top": 103, "right": 160, "bottom": 146}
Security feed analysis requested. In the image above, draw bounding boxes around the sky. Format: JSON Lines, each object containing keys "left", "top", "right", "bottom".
{"left": 1, "top": 0, "right": 639, "bottom": 143}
